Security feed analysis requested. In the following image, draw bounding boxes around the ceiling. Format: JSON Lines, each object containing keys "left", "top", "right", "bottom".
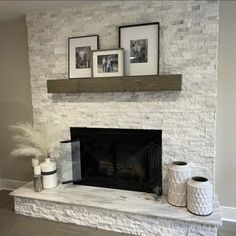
{"left": 0, "top": 0, "right": 100, "bottom": 23}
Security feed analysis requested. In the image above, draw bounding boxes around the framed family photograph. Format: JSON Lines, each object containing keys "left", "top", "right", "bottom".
{"left": 118, "top": 22, "right": 159, "bottom": 76}
{"left": 92, "top": 48, "right": 124, "bottom": 78}
{"left": 68, "top": 35, "right": 99, "bottom": 79}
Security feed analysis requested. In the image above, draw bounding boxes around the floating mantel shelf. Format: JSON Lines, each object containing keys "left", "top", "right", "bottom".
{"left": 47, "top": 74, "right": 182, "bottom": 93}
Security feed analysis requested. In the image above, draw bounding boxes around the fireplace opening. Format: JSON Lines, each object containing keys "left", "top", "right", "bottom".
{"left": 69, "top": 127, "right": 162, "bottom": 195}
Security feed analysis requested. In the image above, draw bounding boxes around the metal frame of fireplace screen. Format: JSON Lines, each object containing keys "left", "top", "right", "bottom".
{"left": 66, "top": 127, "right": 162, "bottom": 195}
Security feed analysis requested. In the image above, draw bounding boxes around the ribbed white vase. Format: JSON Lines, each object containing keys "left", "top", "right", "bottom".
{"left": 168, "top": 161, "right": 191, "bottom": 207}
{"left": 187, "top": 176, "right": 213, "bottom": 216}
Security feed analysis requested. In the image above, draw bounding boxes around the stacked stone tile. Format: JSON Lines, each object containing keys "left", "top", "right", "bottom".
{"left": 26, "top": 0, "right": 219, "bottom": 193}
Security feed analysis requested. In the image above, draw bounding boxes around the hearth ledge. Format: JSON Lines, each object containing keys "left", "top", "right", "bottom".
{"left": 10, "top": 182, "right": 221, "bottom": 236}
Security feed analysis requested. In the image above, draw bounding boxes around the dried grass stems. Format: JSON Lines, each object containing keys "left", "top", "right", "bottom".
{"left": 10, "top": 122, "right": 60, "bottom": 159}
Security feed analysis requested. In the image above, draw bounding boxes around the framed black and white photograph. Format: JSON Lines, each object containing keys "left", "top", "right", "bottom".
{"left": 68, "top": 35, "right": 99, "bottom": 79}
{"left": 119, "top": 22, "right": 159, "bottom": 76}
{"left": 92, "top": 48, "right": 124, "bottom": 78}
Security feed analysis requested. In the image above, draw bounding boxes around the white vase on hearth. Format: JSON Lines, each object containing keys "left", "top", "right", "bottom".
{"left": 40, "top": 157, "right": 58, "bottom": 189}
{"left": 168, "top": 161, "right": 191, "bottom": 207}
{"left": 187, "top": 176, "right": 213, "bottom": 216}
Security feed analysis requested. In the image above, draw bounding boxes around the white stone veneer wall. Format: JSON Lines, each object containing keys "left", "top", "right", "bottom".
{"left": 26, "top": 0, "right": 219, "bottom": 192}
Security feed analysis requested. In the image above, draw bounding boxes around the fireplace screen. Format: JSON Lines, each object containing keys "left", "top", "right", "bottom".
{"left": 61, "top": 128, "right": 162, "bottom": 195}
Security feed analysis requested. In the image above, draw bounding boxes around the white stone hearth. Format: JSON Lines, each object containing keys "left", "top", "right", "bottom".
{"left": 11, "top": 183, "right": 221, "bottom": 236}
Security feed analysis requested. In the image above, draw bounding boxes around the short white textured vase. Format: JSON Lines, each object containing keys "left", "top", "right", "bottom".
{"left": 187, "top": 176, "right": 213, "bottom": 216}
{"left": 168, "top": 161, "right": 191, "bottom": 207}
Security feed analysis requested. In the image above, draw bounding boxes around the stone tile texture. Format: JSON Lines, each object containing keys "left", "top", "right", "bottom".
{"left": 11, "top": 183, "right": 221, "bottom": 236}
{"left": 26, "top": 0, "right": 219, "bottom": 193}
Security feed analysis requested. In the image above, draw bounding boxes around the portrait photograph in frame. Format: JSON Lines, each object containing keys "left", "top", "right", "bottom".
{"left": 118, "top": 22, "right": 159, "bottom": 76}
{"left": 92, "top": 48, "right": 124, "bottom": 78}
{"left": 68, "top": 35, "right": 99, "bottom": 79}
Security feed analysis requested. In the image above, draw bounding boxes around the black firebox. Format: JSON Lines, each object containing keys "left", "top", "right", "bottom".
{"left": 69, "top": 127, "right": 162, "bottom": 195}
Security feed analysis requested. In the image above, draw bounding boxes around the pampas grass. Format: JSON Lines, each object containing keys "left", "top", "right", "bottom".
{"left": 10, "top": 122, "right": 60, "bottom": 159}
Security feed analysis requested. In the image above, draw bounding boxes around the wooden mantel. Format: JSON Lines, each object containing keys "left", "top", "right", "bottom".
{"left": 47, "top": 74, "right": 182, "bottom": 93}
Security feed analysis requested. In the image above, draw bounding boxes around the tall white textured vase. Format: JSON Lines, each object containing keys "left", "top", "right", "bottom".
{"left": 187, "top": 176, "right": 213, "bottom": 216}
{"left": 168, "top": 161, "right": 191, "bottom": 207}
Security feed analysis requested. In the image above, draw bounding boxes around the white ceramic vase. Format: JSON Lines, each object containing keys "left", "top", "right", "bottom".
{"left": 168, "top": 161, "right": 191, "bottom": 207}
{"left": 40, "top": 157, "right": 58, "bottom": 189}
{"left": 187, "top": 176, "right": 213, "bottom": 216}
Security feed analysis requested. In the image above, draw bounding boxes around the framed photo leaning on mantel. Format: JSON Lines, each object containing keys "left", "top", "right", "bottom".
{"left": 118, "top": 22, "right": 159, "bottom": 76}
{"left": 68, "top": 35, "right": 99, "bottom": 79}
{"left": 92, "top": 48, "right": 124, "bottom": 78}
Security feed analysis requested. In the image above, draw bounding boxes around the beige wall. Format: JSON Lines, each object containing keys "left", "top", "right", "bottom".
{"left": 0, "top": 16, "right": 33, "bottom": 181}
{"left": 216, "top": 0, "right": 236, "bottom": 207}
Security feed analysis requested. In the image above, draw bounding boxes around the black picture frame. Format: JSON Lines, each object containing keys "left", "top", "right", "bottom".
{"left": 68, "top": 35, "right": 99, "bottom": 79}
{"left": 118, "top": 22, "right": 160, "bottom": 76}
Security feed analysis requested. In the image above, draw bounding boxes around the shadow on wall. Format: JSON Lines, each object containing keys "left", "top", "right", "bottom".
{"left": 51, "top": 91, "right": 182, "bottom": 104}
{"left": 0, "top": 100, "right": 33, "bottom": 181}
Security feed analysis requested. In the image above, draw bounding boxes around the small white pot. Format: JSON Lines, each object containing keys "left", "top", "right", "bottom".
{"left": 187, "top": 176, "right": 213, "bottom": 216}
{"left": 168, "top": 161, "right": 191, "bottom": 207}
{"left": 40, "top": 158, "right": 58, "bottom": 189}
